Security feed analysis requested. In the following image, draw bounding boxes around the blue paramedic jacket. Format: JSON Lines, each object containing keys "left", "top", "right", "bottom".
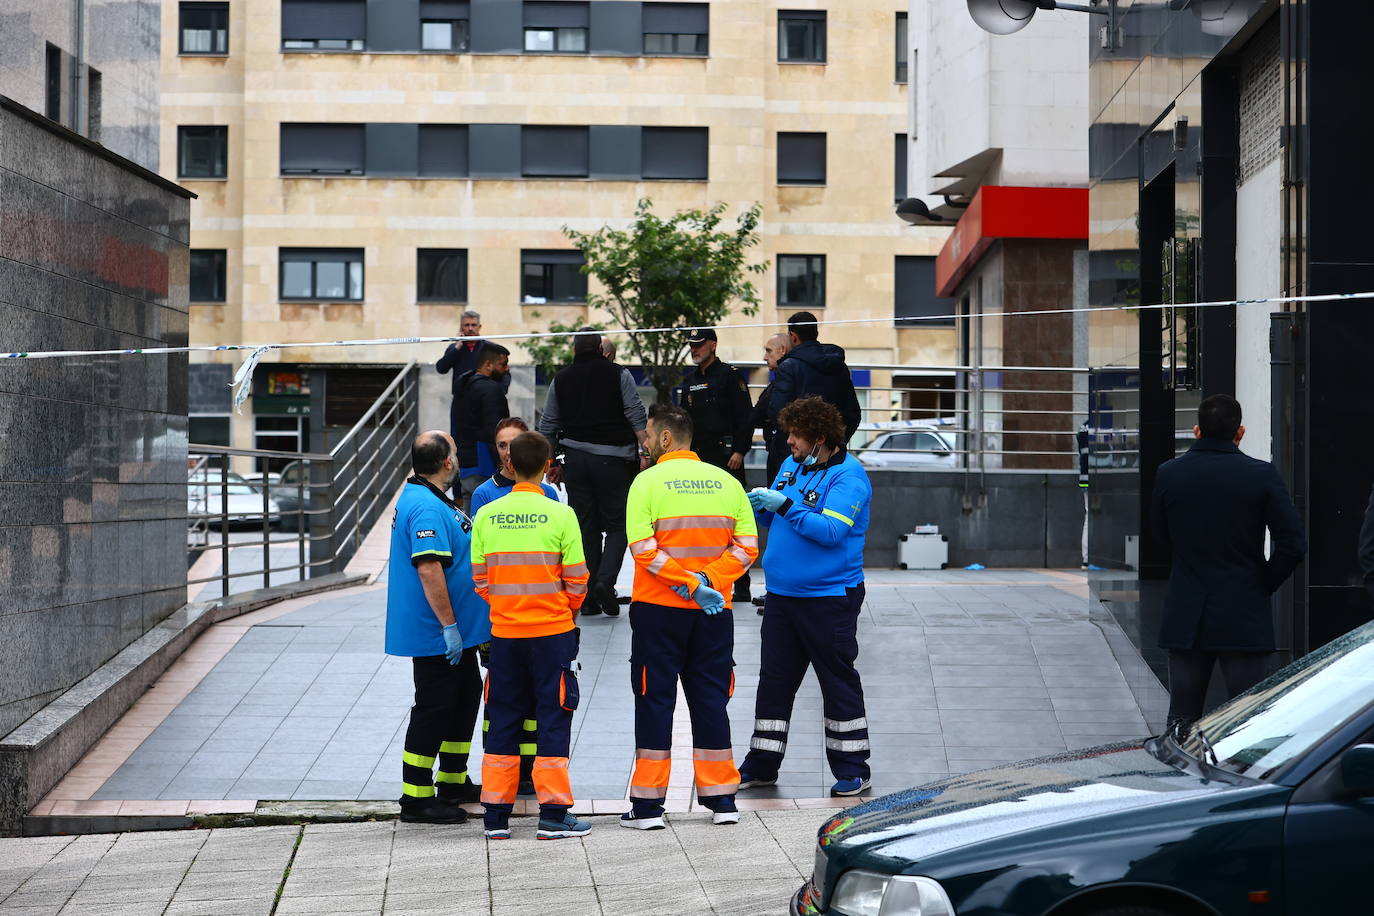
{"left": 385, "top": 478, "right": 492, "bottom": 657}
{"left": 760, "top": 450, "right": 871, "bottom": 597}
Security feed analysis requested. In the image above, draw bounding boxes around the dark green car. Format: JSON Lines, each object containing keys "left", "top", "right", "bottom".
{"left": 795, "top": 622, "right": 1374, "bottom": 916}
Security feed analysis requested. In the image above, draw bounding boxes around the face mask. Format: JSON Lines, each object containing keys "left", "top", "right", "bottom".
{"left": 802, "top": 443, "right": 821, "bottom": 468}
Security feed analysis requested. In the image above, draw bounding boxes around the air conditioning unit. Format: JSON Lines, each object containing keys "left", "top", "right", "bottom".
{"left": 898, "top": 529, "right": 949, "bottom": 570}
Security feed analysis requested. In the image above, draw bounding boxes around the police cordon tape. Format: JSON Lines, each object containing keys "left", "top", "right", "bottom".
{"left": 2, "top": 289, "right": 1372, "bottom": 413}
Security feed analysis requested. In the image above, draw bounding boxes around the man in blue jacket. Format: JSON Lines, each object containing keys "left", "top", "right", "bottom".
{"left": 740, "top": 396, "right": 873, "bottom": 797}
{"left": 1151, "top": 394, "right": 1306, "bottom": 731}
{"left": 767, "top": 311, "right": 862, "bottom": 445}
{"left": 387, "top": 430, "right": 493, "bottom": 823}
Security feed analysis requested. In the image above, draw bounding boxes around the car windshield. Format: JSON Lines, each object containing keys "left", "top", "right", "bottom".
{"left": 1178, "top": 622, "right": 1374, "bottom": 780}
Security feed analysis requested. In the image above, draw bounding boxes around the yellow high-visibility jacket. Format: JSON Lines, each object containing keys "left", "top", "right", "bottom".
{"left": 626, "top": 450, "right": 758, "bottom": 609}
{"left": 471, "top": 482, "right": 588, "bottom": 637}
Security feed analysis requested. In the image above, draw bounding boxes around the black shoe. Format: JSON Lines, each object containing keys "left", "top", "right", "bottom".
{"left": 581, "top": 594, "right": 603, "bottom": 617}
{"left": 517, "top": 779, "right": 536, "bottom": 797}
{"left": 751, "top": 595, "right": 767, "bottom": 607}
{"left": 438, "top": 781, "right": 481, "bottom": 804}
{"left": 400, "top": 799, "right": 469, "bottom": 824}
{"left": 595, "top": 582, "right": 620, "bottom": 617}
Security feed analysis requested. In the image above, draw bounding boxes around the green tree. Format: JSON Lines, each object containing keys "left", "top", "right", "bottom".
{"left": 562, "top": 198, "right": 767, "bottom": 404}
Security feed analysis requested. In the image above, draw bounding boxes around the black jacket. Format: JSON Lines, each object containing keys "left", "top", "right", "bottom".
{"left": 751, "top": 381, "right": 788, "bottom": 485}
{"left": 684, "top": 358, "right": 754, "bottom": 462}
{"left": 766, "top": 340, "right": 862, "bottom": 442}
{"left": 455, "top": 371, "right": 509, "bottom": 471}
{"left": 436, "top": 341, "right": 484, "bottom": 394}
{"left": 1150, "top": 438, "right": 1307, "bottom": 651}
{"left": 1360, "top": 481, "right": 1374, "bottom": 602}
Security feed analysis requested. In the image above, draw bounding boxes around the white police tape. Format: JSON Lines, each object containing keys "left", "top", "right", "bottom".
{"left": 3, "top": 289, "right": 1372, "bottom": 413}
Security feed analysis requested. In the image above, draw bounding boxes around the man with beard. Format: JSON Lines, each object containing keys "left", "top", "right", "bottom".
{"left": 455, "top": 343, "right": 511, "bottom": 511}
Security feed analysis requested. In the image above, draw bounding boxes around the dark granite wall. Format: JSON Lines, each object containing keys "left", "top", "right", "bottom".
{"left": 0, "top": 99, "right": 191, "bottom": 738}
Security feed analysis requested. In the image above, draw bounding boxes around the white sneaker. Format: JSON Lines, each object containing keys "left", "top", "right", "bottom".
{"left": 711, "top": 810, "right": 740, "bottom": 825}
{"left": 619, "top": 811, "right": 666, "bottom": 830}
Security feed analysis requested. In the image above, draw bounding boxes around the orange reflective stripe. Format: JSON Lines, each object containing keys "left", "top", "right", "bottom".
{"left": 729, "top": 669, "right": 735, "bottom": 698}
{"left": 654, "top": 516, "right": 735, "bottom": 532}
{"left": 693, "top": 757, "right": 740, "bottom": 796}
{"left": 640, "top": 666, "right": 648, "bottom": 696}
{"left": 480, "top": 754, "right": 520, "bottom": 805}
{"left": 630, "top": 754, "right": 671, "bottom": 797}
{"left": 532, "top": 756, "right": 573, "bottom": 806}
{"left": 662, "top": 545, "right": 724, "bottom": 559}
{"left": 485, "top": 551, "right": 562, "bottom": 566}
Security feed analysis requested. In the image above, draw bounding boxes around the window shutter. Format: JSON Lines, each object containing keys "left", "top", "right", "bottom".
{"left": 282, "top": 0, "right": 367, "bottom": 40}
{"left": 280, "top": 123, "right": 365, "bottom": 173}
{"left": 641, "top": 2, "right": 707, "bottom": 33}
{"left": 642, "top": 127, "right": 708, "bottom": 180}
{"left": 523, "top": 1, "right": 590, "bottom": 28}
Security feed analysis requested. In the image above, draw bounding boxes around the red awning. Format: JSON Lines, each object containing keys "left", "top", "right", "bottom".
{"left": 934, "top": 186, "right": 1088, "bottom": 298}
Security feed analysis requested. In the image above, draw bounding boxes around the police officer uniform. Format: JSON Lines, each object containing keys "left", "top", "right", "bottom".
{"left": 623, "top": 449, "right": 758, "bottom": 824}
{"left": 385, "top": 476, "right": 491, "bottom": 818}
{"left": 682, "top": 328, "right": 756, "bottom": 601}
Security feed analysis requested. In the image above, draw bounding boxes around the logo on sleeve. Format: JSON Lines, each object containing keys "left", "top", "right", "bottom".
{"left": 415, "top": 529, "right": 436, "bottom": 539}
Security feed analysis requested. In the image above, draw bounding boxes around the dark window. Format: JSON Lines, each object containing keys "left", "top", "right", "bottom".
{"left": 778, "top": 255, "right": 825, "bottom": 308}
{"left": 895, "top": 12, "right": 907, "bottom": 83}
{"left": 524, "top": 1, "right": 589, "bottom": 52}
{"left": 522, "top": 126, "right": 589, "bottom": 177}
{"left": 178, "top": 125, "right": 228, "bottom": 178}
{"left": 521, "top": 250, "right": 586, "bottom": 303}
{"left": 190, "top": 249, "right": 227, "bottom": 302}
{"left": 777, "top": 132, "right": 825, "bottom": 185}
{"left": 643, "top": 2, "right": 708, "bottom": 55}
{"left": 641, "top": 127, "right": 708, "bottom": 180}
{"left": 86, "top": 67, "right": 101, "bottom": 142}
{"left": 419, "top": 125, "right": 469, "bottom": 176}
{"left": 894, "top": 133, "right": 907, "bottom": 202}
{"left": 280, "top": 123, "right": 365, "bottom": 175}
{"left": 417, "top": 249, "right": 468, "bottom": 302}
{"left": 282, "top": 0, "right": 366, "bottom": 50}
{"left": 189, "top": 416, "right": 231, "bottom": 447}
{"left": 280, "top": 248, "right": 364, "bottom": 301}
{"left": 45, "top": 43, "right": 61, "bottom": 122}
{"left": 180, "top": 2, "right": 229, "bottom": 54}
{"left": 895, "top": 256, "right": 954, "bottom": 326}
{"left": 778, "top": 10, "right": 825, "bottom": 63}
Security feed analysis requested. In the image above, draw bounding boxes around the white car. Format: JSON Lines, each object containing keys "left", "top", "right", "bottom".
{"left": 854, "top": 425, "right": 959, "bottom": 468}
{"left": 188, "top": 471, "right": 281, "bottom": 527}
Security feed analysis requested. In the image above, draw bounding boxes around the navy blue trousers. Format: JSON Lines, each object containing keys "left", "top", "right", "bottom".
{"left": 742, "top": 585, "right": 870, "bottom": 781}
{"left": 481, "top": 630, "right": 579, "bottom": 828}
{"left": 629, "top": 602, "right": 739, "bottom": 817}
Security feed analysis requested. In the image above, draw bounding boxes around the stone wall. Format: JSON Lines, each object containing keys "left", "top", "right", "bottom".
{"left": 747, "top": 466, "right": 1086, "bottom": 569}
{"left": 0, "top": 97, "right": 191, "bottom": 738}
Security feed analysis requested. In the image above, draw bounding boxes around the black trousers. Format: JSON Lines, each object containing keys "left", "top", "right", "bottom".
{"left": 562, "top": 448, "right": 636, "bottom": 589}
{"left": 1166, "top": 649, "right": 1271, "bottom": 727}
{"left": 401, "top": 650, "right": 482, "bottom": 806}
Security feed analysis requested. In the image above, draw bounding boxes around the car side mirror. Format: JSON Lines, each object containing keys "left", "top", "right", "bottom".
{"left": 1339, "top": 744, "right": 1374, "bottom": 798}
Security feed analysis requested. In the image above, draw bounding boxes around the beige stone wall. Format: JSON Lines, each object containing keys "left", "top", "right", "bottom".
{"left": 162, "top": 0, "right": 951, "bottom": 439}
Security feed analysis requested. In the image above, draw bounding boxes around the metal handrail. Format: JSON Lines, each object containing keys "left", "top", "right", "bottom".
{"left": 188, "top": 361, "right": 421, "bottom": 600}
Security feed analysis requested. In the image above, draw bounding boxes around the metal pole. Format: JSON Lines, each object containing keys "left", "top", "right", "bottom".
{"left": 219, "top": 454, "right": 230, "bottom": 599}
{"left": 298, "top": 459, "right": 307, "bottom": 583}
{"left": 261, "top": 465, "right": 271, "bottom": 591}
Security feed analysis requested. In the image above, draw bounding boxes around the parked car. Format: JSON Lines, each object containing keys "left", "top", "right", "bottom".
{"left": 272, "top": 460, "right": 316, "bottom": 531}
{"left": 795, "top": 621, "right": 1374, "bottom": 915}
{"left": 853, "top": 422, "right": 959, "bottom": 469}
{"left": 188, "top": 470, "right": 280, "bottom": 528}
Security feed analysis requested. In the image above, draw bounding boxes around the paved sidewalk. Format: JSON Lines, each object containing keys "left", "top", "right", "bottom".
{"left": 0, "top": 813, "right": 820, "bottom": 915}
{"left": 36, "top": 568, "right": 1152, "bottom": 817}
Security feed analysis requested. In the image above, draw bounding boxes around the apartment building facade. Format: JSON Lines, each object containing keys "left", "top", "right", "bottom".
{"left": 162, "top": 0, "right": 948, "bottom": 458}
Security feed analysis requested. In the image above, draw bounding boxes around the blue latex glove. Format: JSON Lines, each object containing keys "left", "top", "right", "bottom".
{"left": 749, "top": 487, "right": 787, "bottom": 513}
{"left": 442, "top": 623, "right": 463, "bottom": 665}
{"left": 672, "top": 573, "right": 726, "bottom": 615}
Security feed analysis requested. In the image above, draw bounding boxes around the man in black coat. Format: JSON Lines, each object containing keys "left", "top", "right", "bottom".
{"left": 767, "top": 311, "right": 862, "bottom": 446}
{"left": 1360, "top": 482, "right": 1374, "bottom": 603}
{"left": 454, "top": 343, "right": 510, "bottom": 510}
{"left": 1150, "top": 393, "right": 1306, "bottom": 730}
{"left": 436, "top": 310, "right": 510, "bottom": 454}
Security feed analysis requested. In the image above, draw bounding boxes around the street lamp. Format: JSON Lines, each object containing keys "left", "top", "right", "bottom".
{"left": 966, "top": 0, "right": 1117, "bottom": 47}
{"left": 895, "top": 197, "right": 945, "bottom": 224}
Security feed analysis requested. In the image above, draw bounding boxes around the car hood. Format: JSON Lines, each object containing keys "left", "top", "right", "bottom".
{"left": 818, "top": 743, "right": 1233, "bottom": 865}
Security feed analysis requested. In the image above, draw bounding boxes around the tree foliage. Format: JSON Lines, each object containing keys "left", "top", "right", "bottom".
{"left": 519, "top": 315, "right": 605, "bottom": 381}
{"left": 561, "top": 199, "right": 767, "bottom": 403}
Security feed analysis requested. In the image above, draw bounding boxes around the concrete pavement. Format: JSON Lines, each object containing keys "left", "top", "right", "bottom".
{"left": 30, "top": 567, "right": 1154, "bottom": 823}
{"left": 0, "top": 812, "right": 820, "bottom": 915}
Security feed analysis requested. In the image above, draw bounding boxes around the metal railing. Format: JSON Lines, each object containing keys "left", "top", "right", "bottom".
{"left": 731, "top": 361, "right": 1090, "bottom": 472}
{"left": 186, "top": 362, "right": 420, "bottom": 600}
